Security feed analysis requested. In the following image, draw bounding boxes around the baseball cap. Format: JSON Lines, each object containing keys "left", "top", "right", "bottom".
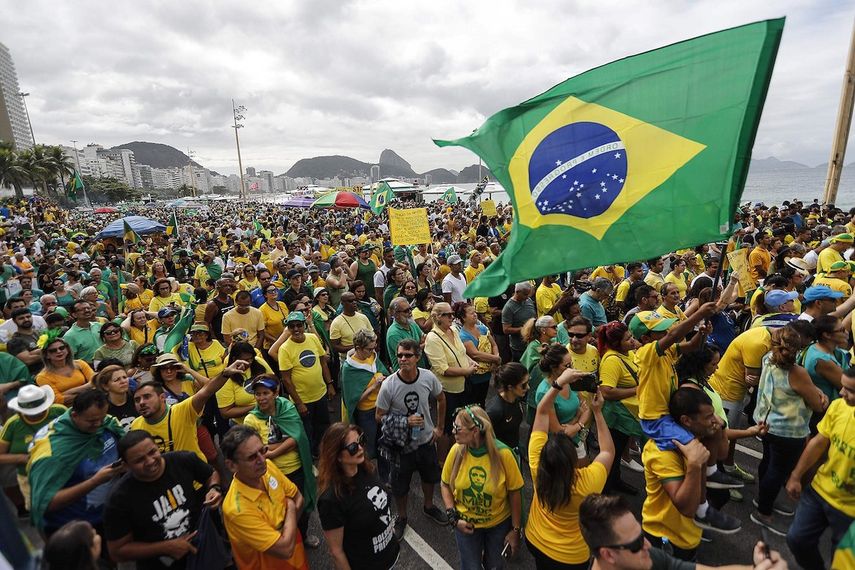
{"left": 629, "top": 311, "right": 677, "bottom": 340}
{"left": 803, "top": 285, "right": 845, "bottom": 302}
{"left": 189, "top": 324, "right": 210, "bottom": 333}
{"left": 447, "top": 254, "right": 462, "bottom": 265}
{"left": 830, "top": 233, "right": 854, "bottom": 244}
{"left": 286, "top": 269, "right": 301, "bottom": 279}
{"left": 829, "top": 260, "right": 851, "bottom": 273}
{"left": 157, "top": 307, "right": 179, "bottom": 319}
{"left": 250, "top": 376, "right": 279, "bottom": 393}
{"left": 286, "top": 311, "right": 306, "bottom": 324}
{"left": 763, "top": 289, "right": 799, "bottom": 309}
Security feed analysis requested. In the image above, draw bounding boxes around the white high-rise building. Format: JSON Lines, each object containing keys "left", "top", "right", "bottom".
{"left": 0, "top": 42, "right": 33, "bottom": 150}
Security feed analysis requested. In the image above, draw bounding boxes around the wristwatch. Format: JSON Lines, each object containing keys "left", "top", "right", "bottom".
{"left": 551, "top": 380, "right": 561, "bottom": 390}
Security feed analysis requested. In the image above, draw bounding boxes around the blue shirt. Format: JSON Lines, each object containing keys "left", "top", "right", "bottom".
{"left": 579, "top": 291, "right": 607, "bottom": 327}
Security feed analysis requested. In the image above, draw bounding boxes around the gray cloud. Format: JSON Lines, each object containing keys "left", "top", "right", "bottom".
{"left": 2, "top": 0, "right": 853, "bottom": 176}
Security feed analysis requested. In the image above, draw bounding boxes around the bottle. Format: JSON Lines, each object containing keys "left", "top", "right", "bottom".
{"left": 661, "top": 536, "right": 673, "bottom": 556}
{"left": 411, "top": 413, "right": 423, "bottom": 438}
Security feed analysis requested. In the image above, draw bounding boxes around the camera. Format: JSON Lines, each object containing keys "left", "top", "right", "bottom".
{"left": 571, "top": 373, "right": 601, "bottom": 393}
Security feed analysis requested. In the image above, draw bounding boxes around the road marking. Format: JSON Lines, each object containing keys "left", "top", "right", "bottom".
{"left": 736, "top": 443, "right": 763, "bottom": 460}
{"left": 404, "top": 526, "right": 454, "bottom": 570}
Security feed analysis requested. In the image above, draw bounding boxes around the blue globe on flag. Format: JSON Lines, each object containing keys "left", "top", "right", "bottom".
{"left": 528, "top": 122, "right": 628, "bottom": 218}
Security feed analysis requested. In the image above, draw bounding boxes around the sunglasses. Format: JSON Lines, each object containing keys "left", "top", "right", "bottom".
{"left": 568, "top": 332, "right": 589, "bottom": 339}
{"left": 397, "top": 352, "right": 416, "bottom": 359}
{"left": 162, "top": 364, "right": 182, "bottom": 372}
{"left": 342, "top": 434, "right": 365, "bottom": 456}
{"left": 440, "top": 312, "right": 453, "bottom": 317}
{"left": 103, "top": 328, "right": 121, "bottom": 335}
{"left": 47, "top": 346, "right": 67, "bottom": 354}
{"left": 600, "top": 533, "right": 645, "bottom": 554}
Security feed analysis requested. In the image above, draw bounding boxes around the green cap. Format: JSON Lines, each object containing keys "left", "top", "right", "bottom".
{"left": 629, "top": 311, "right": 677, "bottom": 340}
{"left": 285, "top": 311, "right": 306, "bottom": 324}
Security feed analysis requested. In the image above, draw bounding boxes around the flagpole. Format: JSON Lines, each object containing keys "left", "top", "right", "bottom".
{"left": 822, "top": 20, "right": 855, "bottom": 205}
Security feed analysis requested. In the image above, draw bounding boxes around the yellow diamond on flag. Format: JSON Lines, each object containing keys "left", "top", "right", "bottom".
{"left": 508, "top": 96, "right": 706, "bottom": 240}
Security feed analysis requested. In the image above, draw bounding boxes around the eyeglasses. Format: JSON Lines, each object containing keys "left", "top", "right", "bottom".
{"left": 104, "top": 329, "right": 121, "bottom": 335}
{"left": 47, "top": 346, "right": 67, "bottom": 354}
{"left": 397, "top": 352, "right": 416, "bottom": 359}
{"left": 342, "top": 435, "right": 365, "bottom": 456}
{"left": 568, "top": 332, "right": 589, "bottom": 339}
{"left": 440, "top": 312, "right": 453, "bottom": 317}
{"left": 599, "top": 533, "right": 646, "bottom": 554}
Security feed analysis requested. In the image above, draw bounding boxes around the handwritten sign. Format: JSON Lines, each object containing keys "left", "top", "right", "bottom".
{"left": 480, "top": 199, "right": 497, "bottom": 218}
{"left": 726, "top": 247, "right": 754, "bottom": 295}
{"left": 389, "top": 208, "right": 431, "bottom": 245}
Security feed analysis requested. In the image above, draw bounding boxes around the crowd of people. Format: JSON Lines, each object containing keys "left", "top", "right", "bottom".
{"left": 1, "top": 195, "right": 854, "bottom": 569}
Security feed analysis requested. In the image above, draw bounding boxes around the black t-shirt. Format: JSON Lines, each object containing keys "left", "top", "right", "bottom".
{"left": 485, "top": 394, "right": 524, "bottom": 448}
{"left": 104, "top": 452, "right": 214, "bottom": 570}
{"left": 6, "top": 333, "right": 43, "bottom": 376}
{"left": 317, "top": 469, "right": 399, "bottom": 570}
{"left": 107, "top": 395, "right": 138, "bottom": 433}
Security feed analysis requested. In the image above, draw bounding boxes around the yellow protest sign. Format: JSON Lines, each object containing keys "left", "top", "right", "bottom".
{"left": 481, "top": 200, "right": 497, "bottom": 217}
{"left": 389, "top": 208, "right": 431, "bottom": 245}
{"left": 726, "top": 247, "right": 754, "bottom": 296}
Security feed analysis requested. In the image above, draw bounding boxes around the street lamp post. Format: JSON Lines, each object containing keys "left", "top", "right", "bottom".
{"left": 187, "top": 147, "right": 197, "bottom": 198}
{"left": 70, "top": 139, "right": 90, "bottom": 207}
{"left": 232, "top": 100, "right": 247, "bottom": 201}
{"left": 18, "top": 92, "right": 35, "bottom": 146}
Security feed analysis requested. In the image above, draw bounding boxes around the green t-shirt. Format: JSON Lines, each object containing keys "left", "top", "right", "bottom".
{"left": 62, "top": 322, "right": 103, "bottom": 363}
{"left": 385, "top": 320, "right": 427, "bottom": 370}
{"left": 0, "top": 405, "right": 67, "bottom": 474}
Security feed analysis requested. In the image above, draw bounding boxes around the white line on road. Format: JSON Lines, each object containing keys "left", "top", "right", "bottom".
{"left": 404, "top": 526, "right": 454, "bottom": 570}
{"left": 736, "top": 443, "right": 763, "bottom": 460}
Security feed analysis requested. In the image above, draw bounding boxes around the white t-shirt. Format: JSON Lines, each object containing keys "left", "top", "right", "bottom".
{"left": 442, "top": 273, "right": 468, "bottom": 303}
{"left": 0, "top": 315, "right": 47, "bottom": 343}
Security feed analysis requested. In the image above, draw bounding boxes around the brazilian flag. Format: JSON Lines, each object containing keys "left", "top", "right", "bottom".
{"left": 440, "top": 187, "right": 458, "bottom": 205}
{"left": 166, "top": 210, "right": 179, "bottom": 236}
{"left": 66, "top": 171, "right": 84, "bottom": 202}
{"left": 370, "top": 181, "right": 394, "bottom": 214}
{"left": 162, "top": 303, "right": 196, "bottom": 353}
{"left": 122, "top": 219, "right": 140, "bottom": 244}
{"left": 834, "top": 521, "right": 855, "bottom": 569}
{"left": 435, "top": 19, "right": 783, "bottom": 297}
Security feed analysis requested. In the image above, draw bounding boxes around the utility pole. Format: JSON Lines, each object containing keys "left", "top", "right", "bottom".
{"left": 18, "top": 92, "right": 35, "bottom": 146}
{"left": 823, "top": 19, "right": 855, "bottom": 205}
{"left": 70, "top": 139, "right": 90, "bottom": 207}
{"left": 187, "top": 147, "right": 197, "bottom": 198}
{"left": 232, "top": 99, "right": 247, "bottom": 201}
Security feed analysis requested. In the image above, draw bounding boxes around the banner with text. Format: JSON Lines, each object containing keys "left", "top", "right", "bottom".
{"left": 389, "top": 207, "right": 431, "bottom": 245}
{"left": 480, "top": 199, "right": 497, "bottom": 217}
{"left": 726, "top": 248, "right": 754, "bottom": 296}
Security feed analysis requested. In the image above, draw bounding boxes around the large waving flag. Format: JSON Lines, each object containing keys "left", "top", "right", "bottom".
{"left": 66, "top": 171, "right": 84, "bottom": 202}
{"left": 166, "top": 211, "right": 179, "bottom": 236}
{"left": 435, "top": 19, "right": 783, "bottom": 297}
{"left": 440, "top": 187, "right": 458, "bottom": 205}
{"left": 162, "top": 303, "right": 196, "bottom": 354}
{"left": 370, "top": 182, "right": 394, "bottom": 214}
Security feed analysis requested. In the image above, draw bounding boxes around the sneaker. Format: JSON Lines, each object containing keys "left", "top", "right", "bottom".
{"left": 706, "top": 469, "right": 745, "bottom": 489}
{"left": 724, "top": 463, "right": 756, "bottom": 483}
{"left": 304, "top": 534, "right": 321, "bottom": 549}
{"left": 695, "top": 506, "right": 741, "bottom": 534}
{"left": 423, "top": 505, "right": 449, "bottom": 525}
{"left": 621, "top": 458, "right": 643, "bottom": 473}
{"left": 700, "top": 529, "right": 713, "bottom": 543}
{"left": 752, "top": 498, "right": 795, "bottom": 517}
{"left": 750, "top": 511, "right": 789, "bottom": 537}
{"left": 393, "top": 517, "right": 408, "bottom": 542}
{"left": 729, "top": 488, "right": 744, "bottom": 502}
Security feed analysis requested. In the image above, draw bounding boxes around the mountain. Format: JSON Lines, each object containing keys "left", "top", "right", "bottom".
{"left": 112, "top": 141, "right": 201, "bottom": 169}
{"left": 378, "top": 149, "right": 417, "bottom": 178}
{"left": 286, "top": 155, "right": 371, "bottom": 179}
{"left": 422, "top": 168, "right": 457, "bottom": 184}
{"left": 748, "top": 157, "right": 810, "bottom": 172}
{"left": 457, "top": 164, "right": 494, "bottom": 183}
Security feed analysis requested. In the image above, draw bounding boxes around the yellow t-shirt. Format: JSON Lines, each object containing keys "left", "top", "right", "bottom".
{"left": 215, "top": 374, "right": 264, "bottom": 423}
{"left": 221, "top": 307, "right": 266, "bottom": 346}
{"left": 817, "top": 247, "right": 844, "bottom": 276}
{"left": 535, "top": 283, "right": 562, "bottom": 318}
{"left": 708, "top": 327, "right": 771, "bottom": 403}
{"left": 567, "top": 343, "right": 599, "bottom": 373}
{"left": 278, "top": 333, "right": 327, "bottom": 404}
{"left": 259, "top": 301, "right": 289, "bottom": 347}
{"left": 599, "top": 349, "right": 639, "bottom": 418}
{"left": 128, "top": 320, "right": 159, "bottom": 347}
{"left": 526, "top": 431, "right": 607, "bottom": 564}
{"left": 811, "top": 398, "right": 855, "bottom": 516}
{"left": 138, "top": 289, "right": 154, "bottom": 309}
{"left": 748, "top": 247, "right": 771, "bottom": 283}
{"left": 182, "top": 341, "right": 227, "bottom": 379}
{"left": 351, "top": 354, "right": 384, "bottom": 411}
{"left": 644, "top": 271, "right": 665, "bottom": 289}
{"left": 130, "top": 398, "right": 204, "bottom": 461}
{"left": 35, "top": 361, "right": 94, "bottom": 405}
{"left": 656, "top": 304, "right": 687, "bottom": 322}
{"left": 238, "top": 277, "right": 260, "bottom": 291}
{"left": 635, "top": 341, "right": 679, "bottom": 421}
{"left": 149, "top": 293, "right": 186, "bottom": 314}
{"left": 441, "top": 444, "right": 524, "bottom": 528}
{"left": 615, "top": 279, "right": 632, "bottom": 303}
{"left": 589, "top": 266, "right": 624, "bottom": 285}
{"left": 641, "top": 439, "right": 702, "bottom": 550}
{"left": 464, "top": 263, "right": 484, "bottom": 285}
{"left": 223, "top": 461, "right": 305, "bottom": 570}
{"left": 814, "top": 276, "right": 852, "bottom": 298}
{"left": 242, "top": 414, "right": 302, "bottom": 475}
{"left": 664, "top": 272, "right": 688, "bottom": 299}
{"left": 329, "top": 312, "right": 373, "bottom": 351}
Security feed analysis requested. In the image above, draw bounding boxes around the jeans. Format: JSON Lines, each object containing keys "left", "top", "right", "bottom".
{"left": 756, "top": 433, "right": 805, "bottom": 516}
{"left": 301, "top": 397, "right": 331, "bottom": 456}
{"left": 604, "top": 427, "right": 630, "bottom": 492}
{"left": 455, "top": 517, "right": 511, "bottom": 570}
{"left": 354, "top": 408, "right": 378, "bottom": 459}
{"left": 786, "top": 485, "right": 854, "bottom": 569}
{"left": 526, "top": 538, "right": 590, "bottom": 569}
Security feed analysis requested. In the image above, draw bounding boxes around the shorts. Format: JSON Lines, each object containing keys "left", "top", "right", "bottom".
{"left": 390, "top": 442, "right": 441, "bottom": 497}
{"left": 640, "top": 416, "right": 694, "bottom": 451}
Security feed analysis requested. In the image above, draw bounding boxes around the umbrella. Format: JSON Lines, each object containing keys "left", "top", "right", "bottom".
{"left": 94, "top": 207, "right": 118, "bottom": 214}
{"left": 311, "top": 191, "right": 369, "bottom": 209}
{"left": 280, "top": 196, "right": 316, "bottom": 208}
{"left": 95, "top": 216, "right": 167, "bottom": 239}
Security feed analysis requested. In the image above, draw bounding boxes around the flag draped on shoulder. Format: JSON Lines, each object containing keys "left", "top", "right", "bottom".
{"left": 123, "top": 219, "right": 139, "bottom": 244}
{"left": 166, "top": 211, "right": 179, "bottom": 236}
{"left": 435, "top": 19, "right": 784, "bottom": 297}
{"left": 28, "top": 411, "right": 125, "bottom": 529}
{"left": 440, "top": 187, "right": 458, "bottom": 204}
{"left": 370, "top": 182, "right": 394, "bottom": 214}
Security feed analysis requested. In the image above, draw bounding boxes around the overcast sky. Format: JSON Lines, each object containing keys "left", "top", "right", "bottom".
{"left": 3, "top": 1, "right": 853, "bottom": 175}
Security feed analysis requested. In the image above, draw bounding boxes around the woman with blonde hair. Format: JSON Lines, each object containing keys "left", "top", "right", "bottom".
{"left": 441, "top": 405, "right": 523, "bottom": 569}
{"left": 340, "top": 328, "right": 388, "bottom": 460}
{"left": 424, "top": 301, "right": 476, "bottom": 460}
{"left": 519, "top": 315, "right": 558, "bottom": 423}
{"left": 35, "top": 337, "right": 94, "bottom": 405}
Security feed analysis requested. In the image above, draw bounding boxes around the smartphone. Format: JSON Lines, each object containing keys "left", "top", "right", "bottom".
{"left": 110, "top": 460, "right": 123, "bottom": 469}
{"left": 501, "top": 542, "right": 511, "bottom": 560}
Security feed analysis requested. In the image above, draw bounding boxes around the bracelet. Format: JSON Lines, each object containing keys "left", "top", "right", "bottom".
{"left": 512, "top": 526, "right": 522, "bottom": 536}
{"left": 207, "top": 484, "right": 222, "bottom": 493}
{"left": 551, "top": 380, "right": 561, "bottom": 390}
{"left": 446, "top": 508, "right": 460, "bottom": 526}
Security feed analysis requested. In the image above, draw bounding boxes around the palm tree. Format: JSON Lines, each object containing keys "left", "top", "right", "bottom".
{"left": 0, "top": 142, "right": 26, "bottom": 199}
{"left": 46, "top": 145, "right": 75, "bottom": 196}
